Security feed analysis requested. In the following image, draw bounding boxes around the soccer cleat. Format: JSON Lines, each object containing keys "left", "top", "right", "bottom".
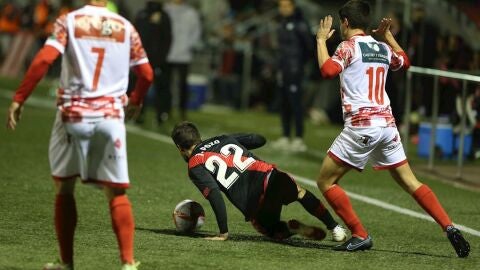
{"left": 446, "top": 226, "right": 470, "bottom": 258}
{"left": 331, "top": 225, "right": 348, "bottom": 242}
{"left": 121, "top": 261, "right": 140, "bottom": 270}
{"left": 43, "top": 261, "right": 73, "bottom": 270}
{"left": 287, "top": 219, "right": 326, "bottom": 240}
{"left": 333, "top": 235, "right": 373, "bottom": 251}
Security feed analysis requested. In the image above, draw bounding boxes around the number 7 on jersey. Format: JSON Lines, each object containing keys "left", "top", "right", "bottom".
{"left": 91, "top": 47, "right": 105, "bottom": 91}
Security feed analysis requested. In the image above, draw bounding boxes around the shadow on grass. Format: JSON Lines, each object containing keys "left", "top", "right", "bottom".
{"left": 370, "top": 248, "right": 452, "bottom": 259}
{"left": 136, "top": 227, "right": 453, "bottom": 258}
{"left": 135, "top": 226, "right": 333, "bottom": 250}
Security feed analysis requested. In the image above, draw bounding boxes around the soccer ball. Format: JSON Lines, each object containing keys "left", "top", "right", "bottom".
{"left": 172, "top": 199, "right": 205, "bottom": 233}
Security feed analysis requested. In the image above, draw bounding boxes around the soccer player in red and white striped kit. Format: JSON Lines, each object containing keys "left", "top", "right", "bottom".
{"left": 6, "top": 0, "right": 153, "bottom": 269}
{"left": 315, "top": 0, "right": 469, "bottom": 257}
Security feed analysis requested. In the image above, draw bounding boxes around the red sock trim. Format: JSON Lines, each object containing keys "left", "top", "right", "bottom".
{"left": 55, "top": 194, "right": 77, "bottom": 265}
{"left": 323, "top": 185, "right": 368, "bottom": 238}
{"left": 110, "top": 195, "right": 135, "bottom": 264}
{"left": 412, "top": 185, "right": 452, "bottom": 230}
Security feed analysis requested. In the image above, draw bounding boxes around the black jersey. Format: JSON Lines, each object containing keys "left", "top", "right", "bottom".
{"left": 187, "top": 134, "right": 274, "bottom": 220}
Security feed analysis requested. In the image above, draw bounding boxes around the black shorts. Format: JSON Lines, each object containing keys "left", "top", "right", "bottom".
{"left": 251, "top": 169, "right": 298, "bottom": 239}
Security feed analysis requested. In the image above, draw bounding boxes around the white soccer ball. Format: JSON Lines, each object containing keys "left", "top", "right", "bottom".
{"left": 172, "top": 199, "right": 205, "bottom": 233}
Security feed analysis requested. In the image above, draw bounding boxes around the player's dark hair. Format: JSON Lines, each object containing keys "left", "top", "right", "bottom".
{"left": 171, "top": 121, "right": 202, "bottom": 150}
{"left": 338, "top": 0, "right": 370, "bottom": 31}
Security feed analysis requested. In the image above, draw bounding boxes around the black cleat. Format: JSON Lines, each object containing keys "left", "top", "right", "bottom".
{"left": 333, "top": 235, "right": 373, "bottom": 251}
{"left": 446, "top": 226, "right": 470, "bottom": 258}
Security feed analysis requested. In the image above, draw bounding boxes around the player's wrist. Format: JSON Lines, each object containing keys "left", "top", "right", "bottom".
{"left": 316, "top": 36, "right": 328, "bottom": 43}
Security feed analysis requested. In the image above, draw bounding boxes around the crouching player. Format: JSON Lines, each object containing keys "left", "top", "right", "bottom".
{"left": 171, "top": 121, "right": 347, "bottom": 241}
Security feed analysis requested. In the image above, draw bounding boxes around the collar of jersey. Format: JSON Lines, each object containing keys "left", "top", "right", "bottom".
{"left": 349, "top": 33, "right": 367, "bottom": 39}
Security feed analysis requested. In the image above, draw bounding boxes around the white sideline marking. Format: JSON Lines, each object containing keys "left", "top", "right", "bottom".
{"left": 1, "top": 89, "right": 479, "bottom": 237}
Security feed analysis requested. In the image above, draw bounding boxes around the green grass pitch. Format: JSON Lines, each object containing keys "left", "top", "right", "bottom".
{"left": 0, "top": 79, "right": 478, "bottom": 270}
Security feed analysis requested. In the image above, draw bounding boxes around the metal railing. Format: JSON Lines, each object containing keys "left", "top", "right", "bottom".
{"left": 403, "top": 66, "right": 480, "bottom": 179}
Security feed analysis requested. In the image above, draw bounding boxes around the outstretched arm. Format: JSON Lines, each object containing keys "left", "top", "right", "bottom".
{"left": 125, "top": 63, "right": 154, "bottom": 120}
{"left": 189, "top": 166, "right": 229, "bottom": 240}
{"left": 205, "top": 188, "right": 229, "bottom": 240}
{"left": 7, "top": 45, "right": 61, "bottom": 130}
{"left": 316, "top": 15, "right": 335, "bottom": 69}
{"left": 316, "top": 15, "right": 342, "bottom": 79}
{"left": 230, "top": 133, "right": 266, "bottom": 150}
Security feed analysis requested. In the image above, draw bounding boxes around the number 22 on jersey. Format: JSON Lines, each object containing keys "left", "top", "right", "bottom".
{"left": 205, "top": 144, "right": 255, "bottom": 189}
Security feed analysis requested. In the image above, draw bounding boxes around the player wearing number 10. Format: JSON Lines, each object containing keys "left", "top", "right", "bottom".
{"left": 6, "top": 0, "right": 153, "bottom": 269}
{"left": 315, "top": 0, "right": 470, "bottom": 257}
{"left": 171, "top": 121, "right": 347, "bottom": 242}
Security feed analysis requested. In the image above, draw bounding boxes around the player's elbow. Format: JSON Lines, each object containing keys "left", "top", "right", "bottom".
{"left": 402, "top": 58, "right": 411, "bottom": 70}
{"left": 134, "top": 63, "right": 154, "bottom": 84}
{"left": 255, "top": 134, "right": 267, "bottom": 148}
{"left": 142, "top": 64, "right": 154, "bottom": 84}
{"left": 320, "top": 59, "right": 341, "bottom": 79}
{"left": 320, "top": 67, "right": 338, "bottom": 79}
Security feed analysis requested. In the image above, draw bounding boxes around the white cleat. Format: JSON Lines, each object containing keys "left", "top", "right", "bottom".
{"left": 121, "top": 261, "right": 140, "bottom": 270}
{"left": 43, "top": 261, "right": 73, "bottom": 270}
{"left": 331, "top": 225, "right": 348, "bottom": 242}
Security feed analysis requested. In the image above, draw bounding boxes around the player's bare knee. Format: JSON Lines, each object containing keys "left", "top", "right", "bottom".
{"left": 317, "top": 176, "right": 335, "bottom": 192}
{"left": 104, "top": 186, "right": 126, "bottom": 200}
{"left": 55, "top": 178, "right": 76, "bottom": 195}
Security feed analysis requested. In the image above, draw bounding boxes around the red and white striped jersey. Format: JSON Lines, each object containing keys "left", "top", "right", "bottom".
{"left": 331, "top": 34, "right": 406, "bottom": 127}
{"left": 46, "top": 5, "right": 148, "bottom": 122}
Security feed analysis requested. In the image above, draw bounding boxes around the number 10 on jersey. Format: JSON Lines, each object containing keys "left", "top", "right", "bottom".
{"left": 366, "top": 66, "right": 385, "bottom": 105}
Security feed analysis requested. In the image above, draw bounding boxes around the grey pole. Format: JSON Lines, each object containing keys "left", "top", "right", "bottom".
{"left": 402, "top": 71, "right": 413, "bottom": 153}
{"left": 428, "top": 76, "right": 439, "bottom": 171}
{"left": 456, "top": 80, "right": 468, "bottom": 179}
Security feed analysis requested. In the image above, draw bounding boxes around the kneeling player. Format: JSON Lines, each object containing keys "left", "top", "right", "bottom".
{"left": 171, "top": 121, "right": 347, "bottom": 241}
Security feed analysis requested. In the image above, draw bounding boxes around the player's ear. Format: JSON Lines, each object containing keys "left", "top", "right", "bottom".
{"left": 342, "top": 18, "right": 349, "bottom": 28}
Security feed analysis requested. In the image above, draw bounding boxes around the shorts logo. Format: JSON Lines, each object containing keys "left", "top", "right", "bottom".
{"left": 114, "top": 138, "right": 122, "bottom": 149}
{"left": 355, "top": 135, "right": 372, "bottom": 147}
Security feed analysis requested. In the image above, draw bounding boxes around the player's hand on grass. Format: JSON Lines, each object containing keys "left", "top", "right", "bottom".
{"left": 125, "top": 103, "right": 142, "bottom": 121}
{"left": 316, "top": 15, "right": 335, "bottom": 42}
{"left": 372, "top": 17, "right": 393, "bottom": 42}
{"left": 204, "top": 232, "right": 228, "bottom": 241}
{"left": 6, "top": 101, "right": 23, "bottom": 130}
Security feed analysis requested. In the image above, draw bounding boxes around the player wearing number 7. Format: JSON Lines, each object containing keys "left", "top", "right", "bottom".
{"left": 171, "top": 121, "right": 347, "bottom": 242}
{"left": 6, "top": 0, "right": 153, "bottom": 269}
{"left": 315, "top": 0, "right": 470, "bottom": 257}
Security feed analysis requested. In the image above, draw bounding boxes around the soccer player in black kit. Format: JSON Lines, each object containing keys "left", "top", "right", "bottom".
{"left": 171, "top": 121, "right": 347, "bottom": 241}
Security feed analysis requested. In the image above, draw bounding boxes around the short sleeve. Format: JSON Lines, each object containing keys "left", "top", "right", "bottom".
{"left": 331, "top": 39, "right": 355, "bottom": 70}
{"left": 129, "top": 23, "right": 149, "bottom": 67}
{"left": 389, "top": 49, "right": 406, "bottom": 71}
{"left": 45, "top": 15, "right": 68, "bottom": 54}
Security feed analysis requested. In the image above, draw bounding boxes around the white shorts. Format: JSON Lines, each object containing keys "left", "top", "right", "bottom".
{"left": 328, "top": 126, "right": 407, "bottom": 171}
{"left": 49, "top": 111, "right": 130, "bottom": 188}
